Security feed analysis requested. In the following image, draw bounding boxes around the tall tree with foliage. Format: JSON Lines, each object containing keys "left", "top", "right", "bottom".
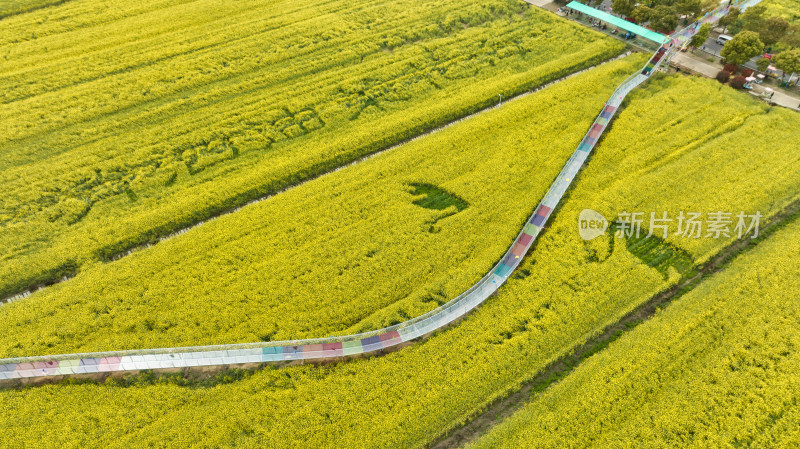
{"left": 721, "top": 31, "right": 764, "bottom": 65}
{"left": 760, "top": 16, "right": 789, "bottom": 47}
{"left": 780, "top": 24, "right": 800, "bottom": 49}
{"left": 774, "top": 49, "right": 800, "bottom": 85}
{"left": 741, "top": 5, "right": 767, "bottom": 33}
{"left": 631, "top": 5, "right": 652, "bottom": 23}
{"left": 612, "top": 0, "right": 636, "bottom": 17}
{"left": 718, "top": 7, "right": 740, "bottom": 33}
{"left": 676, "top": 0, "right": 702, "bottom": 20}
{"left": 649, "top": 5, "right": 679, "bottom": 33}
{"left": 690, "top": 23, "right": 712, "bottom": 48}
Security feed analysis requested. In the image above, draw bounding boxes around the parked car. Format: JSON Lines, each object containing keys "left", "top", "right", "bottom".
{"left": 716, "top": 34, "right": 732, "bottom": 45}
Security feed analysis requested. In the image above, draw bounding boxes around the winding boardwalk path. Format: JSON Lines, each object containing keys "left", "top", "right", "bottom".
{"left": 0, "top": 0, "right": 755, "bottom": 382}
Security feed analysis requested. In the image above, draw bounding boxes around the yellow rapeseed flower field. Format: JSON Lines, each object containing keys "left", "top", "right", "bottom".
{"left": 469, "top": 215, "right": 800, "bottom": 449}
{"left": 0, "top": 0, "right": 60, "bottom": 18}
{"left": 0, "top": 56, "right": 646, "bottom": 357}
{"left": 1, "top": 71, "right": 799, "bottom": 448}
{"left": 574, "top": 75, "right": 800, "bottom": 263}
{"left": 0, "top": 0, "right": 624, "bottom": 299}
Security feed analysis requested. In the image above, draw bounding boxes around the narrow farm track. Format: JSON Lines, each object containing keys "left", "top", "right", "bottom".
{"left": 0, "top": 1, "right": 755, "bottom": 382}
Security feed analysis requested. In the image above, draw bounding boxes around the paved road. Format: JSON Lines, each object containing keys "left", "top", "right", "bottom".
{"left": 672, "top": 51, "right": 721, "bottom": 76}
{"left": 672, "top": 52, "right": 800, "bottom": 110}
{"left": 698, "top": 37, "right": 724, "bottom": 57}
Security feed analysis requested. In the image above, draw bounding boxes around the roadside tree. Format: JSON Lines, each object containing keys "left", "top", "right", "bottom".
{"left": 612, "top": 0, "right": 636, "bottom": 18}
{"left": 690, "top": 23, "right": 712, "bottom": 48}
{"left": 649, "top": 5, "right": 679, "bottom": 33}
{"left": 781, "top": 25, "right": 800, "bottom": 49}
{"left": 718, "top": 7, "right": 740, "bottom": 33}
{"left": 760, "top": 16, "right": 789, "bottom": 47}
{"left": 773, "top": 49, "right": 800, "bottom": 85}
{"left": 676, "top": 0, "right": 702, "bottom": 20}
{"left": 631, "top": 5, "right": 652, "bottom": 23}
{"left": 741, "top": 5, "right": 767, "bottom": 33}
{"left": 721, "top": 31, "right": 764, "bottom": 65}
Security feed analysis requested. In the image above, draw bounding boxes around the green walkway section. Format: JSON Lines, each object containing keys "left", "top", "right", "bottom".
{"left": 566, "top": 1, "right": 668, "bottom": 44}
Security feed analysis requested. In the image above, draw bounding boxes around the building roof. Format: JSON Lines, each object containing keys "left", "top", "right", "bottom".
{"left": 566, "top": 1, "right": 668, "bottom": 44}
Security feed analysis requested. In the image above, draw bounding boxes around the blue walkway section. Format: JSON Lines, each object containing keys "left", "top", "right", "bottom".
{"left": 566, "top": 1, "right": 668, "bottom": 44}
{"left": 0, "top": 0, "right": 758, "bottom": 381}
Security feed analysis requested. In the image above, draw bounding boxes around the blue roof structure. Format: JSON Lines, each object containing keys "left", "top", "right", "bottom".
{"left": 566, "top": 1, "right": 669, "bottom": 44}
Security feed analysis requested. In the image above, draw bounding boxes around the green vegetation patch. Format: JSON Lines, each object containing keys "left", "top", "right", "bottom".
{"left": 409, "top": 183, "right": 469, "bottom": 212}
{"left": 610, "top": 222, "right": 698, "bottom": 279}
{"left": 408, "top": 183, "right": 470, "bottom": 233}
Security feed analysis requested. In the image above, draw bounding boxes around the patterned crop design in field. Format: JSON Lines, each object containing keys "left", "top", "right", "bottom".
{"left": 0, "top": 0, "right": 626, "bottom": 299}
{"left": 0, "top": 57, "right": 647, "bottom": 358}
{"left": 469, "top": 218, "right": 800, "bottom": 449}
{"left": 2, "top": 73, "right": 800, "bottom": 449}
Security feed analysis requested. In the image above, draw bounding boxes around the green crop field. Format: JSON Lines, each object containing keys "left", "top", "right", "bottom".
{"left": 2, "top": 68, "right": 799, "bottom": 448}
{"left": 0, "top": 0, "right": 624, "bottom": 300}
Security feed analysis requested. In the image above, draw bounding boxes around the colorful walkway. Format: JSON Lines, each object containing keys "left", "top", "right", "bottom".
{"left": 0, "top": 0, "right": 757, "bottom": 381}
